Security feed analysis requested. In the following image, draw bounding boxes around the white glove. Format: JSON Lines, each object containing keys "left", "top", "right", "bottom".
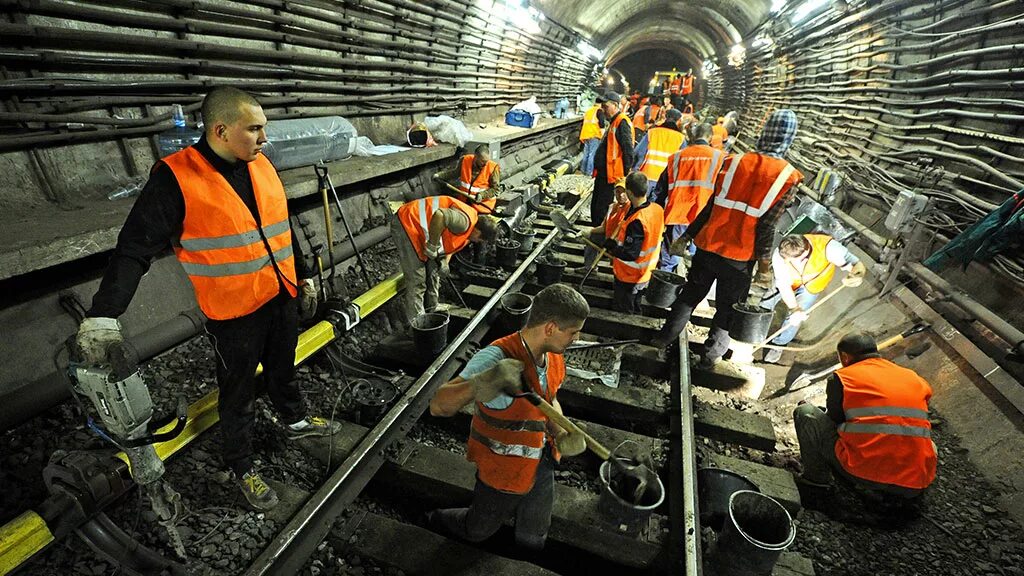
{"left": 470, "top": 359, "right": 525, "bottom": 403}
{"left": 555, "top": 429, "right": 587, "bottom": 457}
{"left": 425, "top": 240, "right": 442, "bottom": 260}
{"left": 76, "top": 317, "right": 123, "bottom": 365}
{"left": 842, "top": 262, "right": 866, "bottom": 287}
{"left": 787, "top": 308, "right": 809, "bottom": 325}
{"left": 299, "top": 279, "right": 318, "bottom": 321}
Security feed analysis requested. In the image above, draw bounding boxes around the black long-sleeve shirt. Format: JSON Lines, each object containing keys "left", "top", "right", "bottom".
{"left": 826, "top": 374, "right": 845, "bottom": 425}
{"left": 594, "top": 113, "right": 634, "bottom": 180}
{"left": 88, "top": 136, "right": 309, "bottom": 318}
{"left": 606, "top": 201, "right": 651, "bottom": 262}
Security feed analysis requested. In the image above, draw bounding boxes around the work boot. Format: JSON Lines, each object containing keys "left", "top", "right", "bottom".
{"left": 285, "top": 416, "right": 342, "bottom": 440}
{"left": 762, "top": 348, "right": 783, "bottom": 364}
{"left": 694, "top": 353, "right": 719, "bottom": 371}
{"left": 236, "top": 469, "right": 279, "bottom": 511}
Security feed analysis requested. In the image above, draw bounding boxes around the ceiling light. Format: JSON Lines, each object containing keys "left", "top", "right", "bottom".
{"left": 792, "top": 0, "right": 829, "bottom": 22}
{"left": 771, "top": 0, "right": 787, "bottom": 12}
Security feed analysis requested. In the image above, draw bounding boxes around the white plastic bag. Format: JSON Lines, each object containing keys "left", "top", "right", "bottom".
{"left": 511, "top": 96, "right": 543, "bottom": 115}
{"left": 423, "top": 115, "right": 474, "bottom": 147}
{"left": 352, "top": 136, "right": 376, "bottom": 157}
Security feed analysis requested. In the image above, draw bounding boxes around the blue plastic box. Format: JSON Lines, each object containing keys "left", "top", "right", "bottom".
{"left": 505, "top": 109, "right": 539, "bottom": 128}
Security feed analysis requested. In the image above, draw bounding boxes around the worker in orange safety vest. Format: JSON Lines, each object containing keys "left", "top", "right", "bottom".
{"left": 633, "top": 108, "right": 685, "bottom": 200}
{"left": 793, "top": 332, "right": 937, "bottom": 505}
{"left": 648, "top": 110, "right": 804, "bottom": 368}
{"left": 578, "top": 101, "right": 607, "bottom": 176}
{"left": 600, "top": 172, "right": 665, "bottom": 313}
{"left": 591, "top": 91, "right": 635, "bottom": 226}
{"left": 711, "top": 116, "right": 729, "bottom": 149}
{"left": 427, "top": 284, "right": 591, "bottom": 551}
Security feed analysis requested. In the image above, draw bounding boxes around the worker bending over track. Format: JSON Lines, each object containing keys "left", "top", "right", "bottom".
{"left": 428, "top": 284, "right": 590, "bottom": 551}
{"left": 434, "top": 144, "right": 501, "bottom": 214}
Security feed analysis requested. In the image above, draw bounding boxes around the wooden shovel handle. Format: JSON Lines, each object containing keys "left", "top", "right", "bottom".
{"left": 520, "top": 393, "right": 612, "bottom": 460}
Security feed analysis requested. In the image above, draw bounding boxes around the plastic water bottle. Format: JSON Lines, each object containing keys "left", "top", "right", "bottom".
{"left": 157, "top": 104, "right": 200, "bottom": 157}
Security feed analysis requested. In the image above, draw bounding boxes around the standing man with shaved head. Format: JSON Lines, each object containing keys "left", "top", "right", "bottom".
{"left": 77, "top": 87, "right": 341, "bottom": 511}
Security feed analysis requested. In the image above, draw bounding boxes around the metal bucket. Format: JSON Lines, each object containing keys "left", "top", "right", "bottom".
{"left": 495, "top": 239, "right": 521, "bottom": 271}
{"left": 535, "top": 258, "right": 566, "bottom": 286}
{"left": 411, "top": 311, "right": 449, "bottom": 357}
{"left": 697, "top": 467, "right": 760, "bottom": 531}
{"left": 514, "top": 227, "right": 537, "bottom": 254}
{"left": 729, "top": 303, "right": 774, "bottom": 343}
{"left": 644, "top": 270, "right": 687, "bottom": 308}
{"left": 597, "top": 458, "right": 665, "bottom": 536}
{"left": 499, "top": 292, "right": 533, "bottom": 333}
{"left": 715, "top": 490, "right": 796, "bottom": 575}
{"left": 351, "top": 377, "right": 399, "bottom": 426}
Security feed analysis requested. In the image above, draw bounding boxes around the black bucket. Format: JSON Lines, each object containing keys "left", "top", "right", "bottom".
{"left": 351, "top": 377, "right": 399, "bottom": 426}
{"left": 714, "top": 490, "right": 796, "bottom": 575}
{"left": 597, "top": 458, "right": 665, "bottom": 536}
{"left": 514, "top": 227, "right": 537, "bottom": 254}
{"left": 499, "top": 292, "right": 533, "bottom": 333}
{"left": 495, "top": 239, "right": 521, "bottom": 271}
{"left": 535, "top": 258, "right": 566, "bottom": 286}
{"left": 644, "top": 270, "right": 687, "bottom": 308}
{"left": 411, "top": 311, "right": 449, "bottom": 357}
{"left": 729, "top": 303, "right": 774, "bottom": 343}
{"left": 697, "top": 467, "right": 760, "bottom": 531}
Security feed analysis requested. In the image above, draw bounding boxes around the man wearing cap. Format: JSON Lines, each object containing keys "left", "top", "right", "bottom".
{"left": 648, "top": 110, "right": 803, "bottom": 368}
{"left": 633, "top": 108, "right": 685, "bottom": 202}
{"left": 793, "top": 332, "right": 936, "bottom": 503}
{"left": 591, "top": 91, "right": 635, "bottom": 227}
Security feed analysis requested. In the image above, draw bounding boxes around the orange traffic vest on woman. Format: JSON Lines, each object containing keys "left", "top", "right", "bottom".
{"left": 682, "top": 75, "right": 694, "bottom": 96}
{"left": 466, "top": 332, "right": 565, "bottom": 494}
{"left": 789, "top": 234, "right": 837, "bottom": 294}
{"left": 580, "top": 105, "right": 602, "bottom": 141}
{"left": 397, "top": 196, "right": 478, "bottom": 262}
{"left": 638, "top": 126, "right": 684, "bottom": 181}
{"left": 458, "top": 154, "right": 498, "bottom": 213}
{"left": 602, "top": 113, "right": 633, "bottom": 183}
{"left": 835, "top": 358, "right": 937, "bottom": 490}
{"left": 165, "top": 147, "right": 297, "bottom": 321}
{"left": 632, "top": 105, "right": 649, "bottom": 132}
{"left": 664, "top": 145, "right": 725, "bottom": 226}
{"left": 612, "top": 203, "right": 665, "bottom": 284}
{"left": 711, "top": 124, "right": 728, "bottom": 149}
{"left": 694, "top": 153, "right": 802, "bottom": 261}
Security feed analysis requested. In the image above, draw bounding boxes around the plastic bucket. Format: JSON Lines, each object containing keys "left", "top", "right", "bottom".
{"left": 535, "top": 258, "right": 566, "bottom": 286}
{"left": 499, "top": 292, "right": 533, "bottom": 333}
{"left": 644, "top": 270, "right": 687, "bottom": 308}
{"left": 715, "top": 490, "right": 796, "bottom": 575}
{"left": 729, "top": 303, "right": 774, "bottom": 343}
{"left": 514, "top": 228, "right": 537, "bottom": 254}
{"left": 411, "top": 312, "right": 449, "bottom": 357}
{"left": 697, "top": 467, "right": 760, "bottom": 531}
{"left": 495, "top": 239, "right": 521, "bottom": 271}
{"left": 597, "top": 459, "right": 665, "bottom": 536}
{"left": 351, "top": 377, "right": 399, "bottom": 426}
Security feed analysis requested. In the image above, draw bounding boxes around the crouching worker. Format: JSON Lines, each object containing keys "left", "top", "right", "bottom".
{"left": 427, "top": 284, "right": 591, "bottom": 550}
{"left": 391, "top": 195, "right": 498, "bottom": 320}
{"left": 793, "top": 332, "right": 936, "bottom": 508}
{"left": 602, "top": 172, "right": 665, "bottom": 313}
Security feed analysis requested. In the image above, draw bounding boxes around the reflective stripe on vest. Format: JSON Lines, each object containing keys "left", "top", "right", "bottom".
{"left": 165, "top": 147, "right": 297, "bottom": 321}
{"left": 459, "top": 155, "right": 495, "bottom": 194}
{"left": 714, "top": 154, "right": 795, "bottom": 217}
{"left": 397, "top": 195, "right": 478, "bottom": 262}
{"left": 640, "top": 127, "right": 685, "bottom": 180}
{"left": 611, "top": 203, "right": 665, "bottom": 284}
{"left": 664, "top": 146, "right": 724, "bottom": 225}
{"left": 834, "top": 357, "right": 936, "bottom": 490}
{"left": 580, "top": 105, "right": 601, "bottom": 141}
{"left": 603, "top": 113, "right": 633, "bottom": 183}
{"left": 469, "top": 428, "right": 544, "bottom": 459}
{"left": 682, "top": 75, "right": 693, "bottom": 95}
{"left": 789, "top": 234, "right": 837, "bottom": 294}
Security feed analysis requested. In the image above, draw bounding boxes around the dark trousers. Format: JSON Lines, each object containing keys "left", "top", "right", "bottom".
{"left": 590, "top": 176, "right": 614, "bottom": 226}
{"left": 205, "top": 292, "right": 306, "bottom": 475}
{"left": 613, "top": 278, "right": 647, "bottom": 314}
{"left": 432, "top": 449, "right": 555, "bottom": 551}
{"left": 655, "top": 249, "right": 753, "bottom": 360}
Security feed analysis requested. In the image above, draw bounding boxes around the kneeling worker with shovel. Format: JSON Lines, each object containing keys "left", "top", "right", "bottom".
{"left": 427, "top": 284, "right": 591, "bottom": 550}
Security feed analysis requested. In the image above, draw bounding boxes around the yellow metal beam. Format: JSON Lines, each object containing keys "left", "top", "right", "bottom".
{"left": 353, "top": 272, "right": 402, "bottom": 317}
{"left": 0, "top": 511, "right": 53, "bottom": 576}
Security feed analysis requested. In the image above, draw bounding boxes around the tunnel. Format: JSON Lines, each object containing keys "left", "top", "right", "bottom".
{"left": 1, "top": 1, "right": 1024, "bottom": 575}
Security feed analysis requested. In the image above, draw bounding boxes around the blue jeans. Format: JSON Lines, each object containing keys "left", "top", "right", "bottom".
{"left": 761, "top": 287, "right": 819, "bottom": 345}
{"left": 657, "top": 224, "right": 694, "bottom": 272}
{"left": 580, "top": 138, "right": 599, "bottom": 175}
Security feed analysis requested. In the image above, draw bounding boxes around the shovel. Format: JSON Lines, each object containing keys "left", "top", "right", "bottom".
{"left": 549, "top": 210, "right": 624, "bottom": 286}
{"left": 750, "top": 284, "right": 849, "bottom": 353}
{"left": 790, "top": 323, "right": 930, "bottom": 389}
{"left": 439, "top": 180, "right": 509, "bottom": 217}
{"left": 567, "top": 339, "right": 640, "bottom": 351}
{"left": 516, "top": 391, "right": 655, "bottom": 505}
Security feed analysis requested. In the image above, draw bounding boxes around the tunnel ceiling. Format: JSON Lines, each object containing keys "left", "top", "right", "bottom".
{"left": 534, "top": 0, "right": 770, "bottom": 66}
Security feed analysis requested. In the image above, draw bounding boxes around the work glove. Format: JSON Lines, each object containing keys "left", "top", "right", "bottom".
{"left": 425, "top": 240, "right": 442, "bottom": 260}
{"left": 469, "top": 359, "right": 525, "bottom": 403}
{"left": 555, "top": 428, "right": 587, "bottom": 457}
{"left": 787, "top": 307, "right": 809, "bottom": 325}
{"left": 601, "top": 237, "right": 619, "bottom": 251}
{"left": 753, "top": 257, "right": 773, "bottom": 287}
{"left": 431, "top": 172, "right": 443, "bottom": 183}
{"left": 669, "top": 235, "right": 692, "bottom": 257}
{"left": 299, "top": 279, "right": 319, "bottom": 321}
{"left": 438, "top": 258, "right": 451, "bottom": 279}
{"left": 842, "top": 262, "right": 867, "bottom": 288}
{"left": 75, "top": 317, "right": 123, "bottom": 365}
{"left": 479, "top": 188, "right": 498, "bottom": 200}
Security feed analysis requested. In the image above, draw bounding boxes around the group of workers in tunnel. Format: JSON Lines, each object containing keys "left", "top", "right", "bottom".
{"left": 71, "top": 85, "right": 936, "bottom": 557}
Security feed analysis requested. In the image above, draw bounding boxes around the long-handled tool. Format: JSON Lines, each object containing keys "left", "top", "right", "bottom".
{"left": 316, "top": 166, "right": 336, "bottom": 280}
{"left": 318, "top": 163, "right": 374, "bottom": 291}
{"left": 550, "top": 209, "right": 628, "bottom": 287}
{"left": 516, "top": 391, "right": 655, "bottom": 505}
{"left": 567, "top": 339, "right": 640, "bottom": 351}
{"left": 438, "top": 180, "right": 505, "bottom": 216}
{"left": 750, "top": 284, "right": 849, "bottom": 353}
{"left": 790, "top": 323, "right": 930, "bottom": 389}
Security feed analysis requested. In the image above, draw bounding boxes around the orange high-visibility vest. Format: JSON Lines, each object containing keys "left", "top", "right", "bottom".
{"left": 580, "top": 105, "right": 602, "bottom": 141}
{"left": 670, "top": 77, "right": 682, "bottom": 95}
{"left": 682, "top": 75, "right": 694, "bottom": 96}
{"left": 835, "top": 358, "right": 937, "bottom": 490}
{"left": 602, "top": 113, "right": 633, "bottom": 183}
{"left": 397, "top": 196, "right": 478, "bottom": 262}
{"left": 648, "top": 104, "right": 661, "bottom": 126}
{"left": 694, "top": 153, "right": 802, "bottom": 261}
{"left": 789, "top": 234, "right": 837, "bottom": 294}
{"left": 632, "top": 105, "right": 649, "bottom": 132}
{"left": 611, "top": 203, "right": 665, "bottom": 284}
{"left": 711, "top": 124, "right": 728, "bottom": 149}
{"left": 639, "top": 126, "right": 685, "bottom": 181}
{"left": 664, "top": 144, "right": 725, "bottom": 226}
{"left": 458, "top": 154, "right": 498, "bottom": 213}
{"left": 603, "top": 202, "right": 630, "bottom": 237}
{"left": 466, "top": 332, "right": 565, "bottom": 494}
{"left": 165, "top": 147, "right": 297, "bottom": 321}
